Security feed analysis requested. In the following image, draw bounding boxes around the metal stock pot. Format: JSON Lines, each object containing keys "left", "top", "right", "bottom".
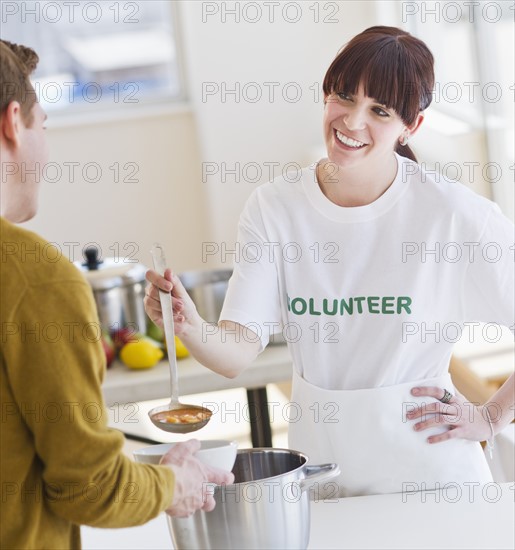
{"left": 167, "top": 448, "right": 340, "bottom": 550}
{"left": 178, "top": 269, "right": 233, "bottom": 323}
{"left": 178, "top": 269, "right": 285, "bottom": 344}
{"left": 74, "top": 246, "right": 148, "bottom": 334}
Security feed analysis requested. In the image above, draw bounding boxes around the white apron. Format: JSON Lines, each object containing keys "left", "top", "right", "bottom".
{"left": 289, "top": 371, "right": 493, "bottom": 497}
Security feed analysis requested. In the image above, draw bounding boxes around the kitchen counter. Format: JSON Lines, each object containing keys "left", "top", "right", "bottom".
{"left": 82, "top": 482, "right": 515, "bottom": 549}
{"left": 102, "top": 344, "right": 293, "bottom": 407}
{"left": 309, "top": 482, "right": 514, "bottom": 549}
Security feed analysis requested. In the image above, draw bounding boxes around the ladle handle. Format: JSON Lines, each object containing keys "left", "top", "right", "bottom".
{"left": 150, "top": 243, "right": 179, "bottom": 404}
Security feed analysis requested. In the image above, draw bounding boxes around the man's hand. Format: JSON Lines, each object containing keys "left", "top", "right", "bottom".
{"left": 160, "top": 439, "right": 235, "bottom": 517}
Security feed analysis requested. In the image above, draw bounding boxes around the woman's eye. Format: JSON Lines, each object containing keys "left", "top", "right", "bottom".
{"left": 374, "top": 107, "right": 390, "bottom": 117}
{"left": 337, "top": 92, "right": 351, "bottom": 101}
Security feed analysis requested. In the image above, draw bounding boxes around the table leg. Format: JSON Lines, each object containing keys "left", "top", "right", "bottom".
{"left": 246, "top": 387, "right": 273, "bottom": 448}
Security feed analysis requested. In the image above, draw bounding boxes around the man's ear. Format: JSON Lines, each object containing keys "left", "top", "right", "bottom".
{"left": 1, "top": 101, "right": 23, "bottom": 148}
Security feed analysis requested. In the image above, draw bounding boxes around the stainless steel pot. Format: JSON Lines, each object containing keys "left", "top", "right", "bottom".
{"left": 167, "top": 448, "right": 340, "bottom": 550}
{"left": 178, "top": 269, "right": 232, "bottom": 323}
{"left": 179, "top": 269, "right": 285, "bottom": 345}
{"left": 74, "top": 246, "right": 148, "bottom": 334}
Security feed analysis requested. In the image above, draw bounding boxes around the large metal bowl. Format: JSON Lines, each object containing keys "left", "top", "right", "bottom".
{"left": 179, "top": 269, "right": 285, "bottom": 344}
{"left": 179, "top": 269, "right": 232, "bottom": 324}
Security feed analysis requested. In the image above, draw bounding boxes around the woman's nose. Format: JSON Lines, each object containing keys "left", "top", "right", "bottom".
{"left": 343, "top": 109, "right": 366, "bottom": 131}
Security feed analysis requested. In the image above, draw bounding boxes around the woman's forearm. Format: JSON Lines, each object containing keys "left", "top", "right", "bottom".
{"left": 485, "top": 372, "right": 515, "bottom": 435}
{"left": 179, "top": 319, "right": 261, "bottom": 378}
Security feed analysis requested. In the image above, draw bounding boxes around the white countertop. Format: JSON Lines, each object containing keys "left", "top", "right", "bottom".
{"left": 102, "top": 344, "right": 293, "bottom": 407}
{"left": 82, "top": 482, "right": 515, "bottom": 549}
{"left": 309, "top": 482, "right": 515, "bottom": 549}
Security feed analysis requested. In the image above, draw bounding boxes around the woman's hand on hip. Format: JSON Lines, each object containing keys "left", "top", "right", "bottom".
{"left": 406, "top": 386, "right": 494, "bottom": 444}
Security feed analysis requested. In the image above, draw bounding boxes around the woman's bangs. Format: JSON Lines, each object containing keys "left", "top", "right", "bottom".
{"left": 323, "top": 42, "right": 424, "bottom": 124}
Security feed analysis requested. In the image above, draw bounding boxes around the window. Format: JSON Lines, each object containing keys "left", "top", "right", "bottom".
{"left": 403, "top": 0, "right": 514, "bottom": 219}
{"left": 0, "top": 0, "right": 184, "bottom": 112}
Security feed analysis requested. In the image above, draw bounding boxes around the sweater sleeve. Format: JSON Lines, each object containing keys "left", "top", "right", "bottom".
{"left": 461, "top": 203, "right": 514, "bottom": 334}
{"left": 4, "top": 278, "right": 175, "bottom": 528}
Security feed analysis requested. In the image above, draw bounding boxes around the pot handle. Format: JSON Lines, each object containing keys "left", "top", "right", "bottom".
{"left": 300, "top": 463, "right": 340, "bottom": 492}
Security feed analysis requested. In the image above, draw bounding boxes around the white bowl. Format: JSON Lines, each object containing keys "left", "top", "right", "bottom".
{"left": 133, "top": 440, "right": 238, "bottom": 471}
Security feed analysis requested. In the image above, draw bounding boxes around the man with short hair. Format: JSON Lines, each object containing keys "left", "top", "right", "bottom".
{"left": 0, "top": 40, "right": 233, "bottom": 549}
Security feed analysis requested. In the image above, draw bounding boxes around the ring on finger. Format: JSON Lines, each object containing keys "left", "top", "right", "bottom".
{"left": 439, "top": 389, "right": 453, "bottom": 404}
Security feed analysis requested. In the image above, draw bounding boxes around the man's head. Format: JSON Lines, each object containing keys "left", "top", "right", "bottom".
{"left": 1, "top": 40, "right": 48, "bottom": 223}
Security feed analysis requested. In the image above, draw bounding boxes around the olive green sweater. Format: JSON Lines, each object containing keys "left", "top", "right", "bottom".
{"left": 0, "top": 218, "right": 174, "bottom": 549}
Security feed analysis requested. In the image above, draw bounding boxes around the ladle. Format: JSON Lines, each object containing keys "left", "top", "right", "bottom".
{"left": 148, "top": 243, "right": 212, "bottom": 434}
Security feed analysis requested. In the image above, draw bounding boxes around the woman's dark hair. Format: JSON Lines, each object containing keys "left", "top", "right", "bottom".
{"left": 322, "top": 26, "right": 434, "bottom": 162}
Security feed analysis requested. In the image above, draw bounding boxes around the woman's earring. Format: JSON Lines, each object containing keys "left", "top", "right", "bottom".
{"left": 399, "top": 135, "right": 409, "bottom": 147}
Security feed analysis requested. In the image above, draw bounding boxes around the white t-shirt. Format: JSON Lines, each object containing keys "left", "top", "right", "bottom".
{"left": 220, "top": 154, "right": 514, "bottom": 390}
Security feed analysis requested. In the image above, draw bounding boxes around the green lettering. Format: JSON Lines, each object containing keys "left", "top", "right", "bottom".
{"left": 367, "top": 296, "right": 380, "bottom": 314}
{"left": 381, "top": 297, "right": 395, "bottom": 314}
{"left": 291, "top": 298, "right": 307, "bottom": 315}
{"left": 309, "top": 299, "right": 321, "bottom": 316}
{"left": 322, "top": 299, "right": 338, "bottom": 316}
{"left": 397, "top": 297, "right": 412, "bottom": 314}
{"left": 354, "top": 297, "right": 366, "bottom": 314}
{"left": 340, "top": 298, "right": 353, "bottom": 315}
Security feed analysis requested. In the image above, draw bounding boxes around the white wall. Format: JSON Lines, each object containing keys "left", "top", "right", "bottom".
{"left": 22, "top": 107, "right": 209, "bottom": 272}
{"left": 179, "top": 0, "right": 378, "bottom": 265}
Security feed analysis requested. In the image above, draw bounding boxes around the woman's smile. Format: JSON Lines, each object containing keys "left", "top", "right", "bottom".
{"left": 334, "top": 129, "right": 369, "bottom": 150}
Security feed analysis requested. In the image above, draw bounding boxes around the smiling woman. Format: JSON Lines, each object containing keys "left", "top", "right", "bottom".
{"left": 312, "top": 28, "right": 436, "bottom": 208}
{"left": 144, "top": 25, "right": 515, "bottom": 499}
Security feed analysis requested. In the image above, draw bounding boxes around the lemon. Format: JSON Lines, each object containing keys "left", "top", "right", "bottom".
{"left": 174, "top": 336, "right": 189, "bottom": 359}
{"left": 120, "top": 340, "right": 164, "bottom": 369}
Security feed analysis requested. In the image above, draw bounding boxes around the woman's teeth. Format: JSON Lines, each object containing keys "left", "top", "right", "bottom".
{"left": 336, "top": 130, "right": 366, "bottom": 148}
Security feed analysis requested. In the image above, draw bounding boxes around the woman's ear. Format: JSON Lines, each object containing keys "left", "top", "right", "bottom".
{"left": 407, "top": 112, "right": 425, "bottom": 138}
{"left": 1, "top": 101, "right": 23, "bottom": 148}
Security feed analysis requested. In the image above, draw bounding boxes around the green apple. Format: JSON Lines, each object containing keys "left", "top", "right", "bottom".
{"left": 147, "top": 319, "right": 165, "bottom": 342}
